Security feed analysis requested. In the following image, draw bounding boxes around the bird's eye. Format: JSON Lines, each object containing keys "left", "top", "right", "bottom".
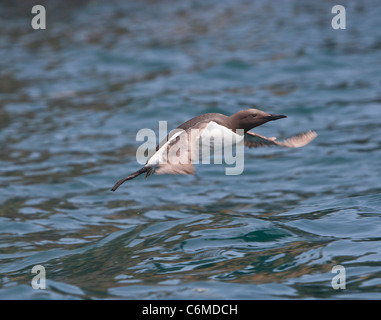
{"left": 252, "top": 114, "right": 257, "bottom": 117}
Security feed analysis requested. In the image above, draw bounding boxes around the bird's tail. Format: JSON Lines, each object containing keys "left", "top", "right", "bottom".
{"left": 111, "top": 167, "right": 148, "bottom": 191}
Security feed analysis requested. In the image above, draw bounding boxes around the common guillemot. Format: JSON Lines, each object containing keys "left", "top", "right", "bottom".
{"left": 111, "top": 109, "right": 317, "bottom": 191}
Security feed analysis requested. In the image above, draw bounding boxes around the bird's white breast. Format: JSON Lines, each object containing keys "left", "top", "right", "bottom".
{"left": 199, "top": 121, "right": 244, "bottom": 147}
{"left": 146, "top": 121, "right": 244, "bottom": 167}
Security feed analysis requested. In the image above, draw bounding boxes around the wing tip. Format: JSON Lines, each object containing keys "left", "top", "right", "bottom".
{"left": 289, "top": 130, "right": 318, "bottom": 147}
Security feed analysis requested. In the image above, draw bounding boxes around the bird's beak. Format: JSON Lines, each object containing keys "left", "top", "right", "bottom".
{"left": 265, "top": 114, "right": 287, "bottom": 121}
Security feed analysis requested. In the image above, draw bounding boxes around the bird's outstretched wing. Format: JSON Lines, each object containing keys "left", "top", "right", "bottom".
{"left": 146, "top": 130, "right": 195, "bottom": 176}
{"left": 146, "top": 121, "right": 211, "bottom": 176}
{"left": 245, "top": 130, "right": 317, "bottom": 148}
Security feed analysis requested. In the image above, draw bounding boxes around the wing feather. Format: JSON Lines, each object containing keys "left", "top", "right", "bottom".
{"left": 146, "top": 122, "right": 209, "bottom": 175}
{"left": 245, "top": 130, "right": 317, "bottom": 148}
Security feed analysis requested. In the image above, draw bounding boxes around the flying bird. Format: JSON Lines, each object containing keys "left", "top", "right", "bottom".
{"left": 111, "top": 109, "right": 317, "bottom": 191}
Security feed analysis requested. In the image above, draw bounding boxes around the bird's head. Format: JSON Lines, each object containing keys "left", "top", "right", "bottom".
{"left": 229, "top": 108, "right": 287, "bottom": 132}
